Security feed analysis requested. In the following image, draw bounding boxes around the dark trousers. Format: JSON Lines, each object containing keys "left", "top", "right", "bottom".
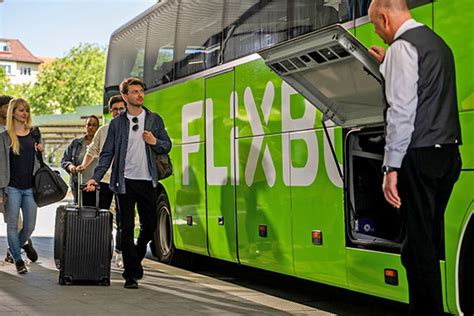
{"left": 74, "top": 182, "right": 114, "bottom": 209}
{"left": 399, "top": 146, "right": 461, "bottom": 315}
{"left": 112, "top": 192, "right": 122, "bottom": 252}
{"left": 117, "top": 179, "right": 158, "bottom": 279}
{"left": 93, "top": 182, "right": 121, "bottom": 250}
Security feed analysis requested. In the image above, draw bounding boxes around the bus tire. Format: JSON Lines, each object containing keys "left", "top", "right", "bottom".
{"left": 459, "top": 214, "right": 474, "bottom": 314}
{"left": 153, "top": 192, "right": 194, "bottom": 268}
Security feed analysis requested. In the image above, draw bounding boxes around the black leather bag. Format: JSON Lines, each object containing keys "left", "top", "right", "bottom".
{"left": 31, "top": 127, "right": 68, "bottom": 207}
{"left": 156, "top": 153, "right": 172, "bottom": 180}
{"left": 33, "top": 155, "right": 68, "bottom": 207}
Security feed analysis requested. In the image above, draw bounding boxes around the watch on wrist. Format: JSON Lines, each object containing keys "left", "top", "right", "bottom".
{"left": 382, "top": 165, "right": 399, "bottom": 175}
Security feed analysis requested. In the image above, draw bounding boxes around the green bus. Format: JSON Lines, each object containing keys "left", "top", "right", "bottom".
{"left": 104, "top": 0, "right": 473, "bottom": 313}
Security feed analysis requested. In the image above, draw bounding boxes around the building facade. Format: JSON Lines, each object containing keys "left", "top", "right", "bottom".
{"left": 0, "top": 38, "right": 43, "bottom": 85}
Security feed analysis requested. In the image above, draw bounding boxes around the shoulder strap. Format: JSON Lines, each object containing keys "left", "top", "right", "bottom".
{"left": 30, "top": 127, "right": 45, "bottom": 167}
{"left": 30, "top": 126, "right": 41, "bottom": 143}
{"left": 144, "top": 109, "right": 156, "bottom": 131}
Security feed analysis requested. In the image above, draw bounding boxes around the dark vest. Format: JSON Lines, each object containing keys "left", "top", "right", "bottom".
{"left": 383, "top": 25, "right": 462, "bottom": 148}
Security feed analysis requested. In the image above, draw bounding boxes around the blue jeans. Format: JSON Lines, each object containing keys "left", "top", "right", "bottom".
{"left": 5, "top": 187, "right": 38, "bottom": 262}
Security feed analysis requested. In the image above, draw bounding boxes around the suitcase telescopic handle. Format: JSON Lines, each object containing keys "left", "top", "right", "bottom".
{"left": 77, "top": 172, "right": 100, "bottom": 210}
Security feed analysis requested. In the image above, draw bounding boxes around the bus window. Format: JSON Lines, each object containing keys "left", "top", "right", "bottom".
{"left": 290, "top": 0, "right": 347, "bottom": 39}
{"left": 222, "top": 0, "right": 288, "bottom": 63}
{"left": 406, "top": 0, "right": 433, "bottom": 9}
{"left": 105, "top": 19, "right": 148, "bottom": 89}
{"left": 144, "top": 0, "right": 178, "bottom": 89}
{"left": 347, "top": 0, "right": 369, "bottom": 19}
{"left": 349, "top": 0, "right": 432, "bottom": 19}
{"left": 174, "top": 0, "right": 224, "bottom": 79}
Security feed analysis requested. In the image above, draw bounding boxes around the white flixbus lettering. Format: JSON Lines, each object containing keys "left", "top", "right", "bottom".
{"left": 243, "top": 82, "right": 276, "bottom": 187}
{"left": 281, "top": 82, "right": 318, "bottom": 187}
{"left": 181, "top": 81, "right": 342, "bottom": 189}
{"left": 181, "top": 101, "right": 202, "bottom": 185}
{"left": 206, "top": 98, "right": 228, "bottom": 185}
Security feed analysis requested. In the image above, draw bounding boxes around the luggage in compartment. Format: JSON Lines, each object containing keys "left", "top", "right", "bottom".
{"left": 54, "top": 174, "right": 112, "bottom": 285}
{"left": 346, "top": 128, "right": 403, "bottom": 247}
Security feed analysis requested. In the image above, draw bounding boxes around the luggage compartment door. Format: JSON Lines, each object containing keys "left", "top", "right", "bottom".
{"left": 258, "top": 24, "right": 383, "bottom": 128}
{"left": 205, "top": 70, "right": 238, "bottom": 262}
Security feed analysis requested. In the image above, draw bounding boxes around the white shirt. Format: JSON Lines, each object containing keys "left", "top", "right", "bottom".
{"left": 86, "top": 124, "right": 112, "bottom": 184}
{"left": 124, "top": 110, "right": 152, "bottom": 181}
{"left": 380, "top": 19, "right": 423, "bottom": 168}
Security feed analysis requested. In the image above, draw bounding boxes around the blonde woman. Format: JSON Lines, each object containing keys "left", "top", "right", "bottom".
{"left": 0, "top": 98, "right": 43, "bottom": 274}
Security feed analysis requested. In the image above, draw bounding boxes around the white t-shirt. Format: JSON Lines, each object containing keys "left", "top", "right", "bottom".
{"left": 124, "top": 110, "right": 152, "bottom": 181}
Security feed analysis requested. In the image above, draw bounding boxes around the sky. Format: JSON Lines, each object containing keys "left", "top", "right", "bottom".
{"left": 0, "top": 0, "right": 156, "bottom": 58}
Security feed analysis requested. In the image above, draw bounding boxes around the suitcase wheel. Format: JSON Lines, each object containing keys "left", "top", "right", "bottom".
{"left": 59, "top": 275, "right": 72, "bottom": 285}
{"left": 101, "top": 277, "right": 110, "bottom": 286}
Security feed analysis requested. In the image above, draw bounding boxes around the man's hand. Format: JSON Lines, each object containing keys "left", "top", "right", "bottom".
{"left": 77, "top": 164, "right": 85, "bottom": 172}
{"left": 0, "top": 196, "right": 3, "bottom": 204}
{"left": 382, "top": 171, "right": 401, "bottom": 209}
{"left": 68, "top": 164, "right": 78, "bottom": 174}
{"left": 368, "top": 45, "right": 385, "bottom": 63}
{"left": 35, "top": 143, "right": 44, "bottom": 152}
{"left": 84, "top": 179, "right": 98, "bottom": 192}
{"left": 143, "top": 131, "right": 157, "bottom": 145}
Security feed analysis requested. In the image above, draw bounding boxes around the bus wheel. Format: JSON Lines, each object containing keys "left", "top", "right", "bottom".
{"left": 153, "top": 192, "right": 194, "bottom": 268}
{"left": 459, "top": 214, "right": 474, "bottom": 314}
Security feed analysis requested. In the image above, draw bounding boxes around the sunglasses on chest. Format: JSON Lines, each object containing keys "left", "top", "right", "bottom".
{"left": 132, "top": 116, "right": 139, "bottom": 131}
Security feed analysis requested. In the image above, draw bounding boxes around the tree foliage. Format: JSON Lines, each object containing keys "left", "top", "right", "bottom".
{"left": 7, "top": 43, "right": 106, "bottom": 114}
{"left": 0, "top": 67, "right": 10, "bottom": 91}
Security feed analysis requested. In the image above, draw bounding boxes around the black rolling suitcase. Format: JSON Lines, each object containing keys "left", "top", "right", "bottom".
{"left": 54, "top": 174, "right": 113, "bottom": 285}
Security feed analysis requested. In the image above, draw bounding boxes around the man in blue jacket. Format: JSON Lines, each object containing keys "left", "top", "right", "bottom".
{"left": 86, "top": 77, "right": 171, "bottom": 289}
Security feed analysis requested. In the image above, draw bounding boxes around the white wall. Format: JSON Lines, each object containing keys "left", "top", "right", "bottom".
{"left": 1, "top": 61, "right": 40, "bottom": 85}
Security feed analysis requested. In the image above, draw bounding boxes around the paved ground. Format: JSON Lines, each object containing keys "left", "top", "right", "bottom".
{"left": 0, "top": 202, "right": 334, "bottom": 316}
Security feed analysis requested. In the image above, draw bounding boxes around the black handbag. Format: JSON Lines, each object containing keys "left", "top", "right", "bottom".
{"left": 33, "top": 152, "right": 68, "bottom": 207}
{"left": 156, "top": 153, "right": 172, "bottom": 180}
{"left": 31, "top": 127, "right": 68, "bottom": 207}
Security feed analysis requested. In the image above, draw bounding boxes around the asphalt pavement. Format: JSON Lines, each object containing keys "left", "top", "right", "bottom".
{"left": 0, "top": 201, "right": 333, "bottom": 315}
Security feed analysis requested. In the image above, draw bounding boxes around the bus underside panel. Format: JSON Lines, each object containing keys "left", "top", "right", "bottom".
{"left": 345, "top": 128, "right": 402, "bottom": 251}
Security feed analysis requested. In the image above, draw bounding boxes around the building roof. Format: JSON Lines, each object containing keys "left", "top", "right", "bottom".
{"left": 0, "top": 38, "right": 43, "bottom": 64}
{"left": 37, "top": 56, "right": 56, "bottom": 72}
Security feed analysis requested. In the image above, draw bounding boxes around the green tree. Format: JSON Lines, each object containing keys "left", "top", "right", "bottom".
{"left": 21, "top": 43, "right": 106, "bottom": 114}
{"left": 0, "top": 67, "right": 10, "bottom": 92}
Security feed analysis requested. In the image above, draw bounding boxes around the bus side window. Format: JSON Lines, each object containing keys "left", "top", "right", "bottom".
{"left": 222, "top": 0, "right": 289, "bottom": 63}
{"left": 144, "top": 1, "right": 178, "bottom": 89}
{"left": 348, "top": 0, "right": 370, "bottom": 20}
{"left": 290, "top": 0, "right": 344, "bottom": 39}
{"left": 349, "top": 0, "right": 432, "bottom": 20}
{"left": 174, "top": 0, "right": 224, "bottom": 80}
{"left": 106, "top": 19, "right": 148, "bottom": 90}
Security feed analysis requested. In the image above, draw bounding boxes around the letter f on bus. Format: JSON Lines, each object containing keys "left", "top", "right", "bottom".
{"left": 182, "top": 101, "right": 203, "bottom": 185}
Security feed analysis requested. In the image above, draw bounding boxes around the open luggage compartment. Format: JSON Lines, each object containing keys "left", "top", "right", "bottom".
{"left": 345, "top": 128, "right": 402, "bottom": 251}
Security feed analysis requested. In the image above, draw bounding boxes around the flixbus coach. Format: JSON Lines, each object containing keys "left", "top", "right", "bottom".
{"left": 104, "top": 0, "right": 473, "bottom": 313}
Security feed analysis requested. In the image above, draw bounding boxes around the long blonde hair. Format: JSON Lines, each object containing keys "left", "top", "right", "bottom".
{"left": 6, "top": 98, "right": 33, "bottom": 155}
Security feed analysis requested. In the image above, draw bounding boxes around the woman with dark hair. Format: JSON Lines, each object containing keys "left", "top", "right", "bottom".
{"left": 61, "top": 115, "right": 99, "bottom": 206}
{"left": 0, "top": 98, "right": 44, "bottom": 274}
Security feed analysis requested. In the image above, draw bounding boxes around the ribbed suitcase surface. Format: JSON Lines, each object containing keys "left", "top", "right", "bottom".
{"left": 56, "top": 205, "right": 112, "bottom": 285}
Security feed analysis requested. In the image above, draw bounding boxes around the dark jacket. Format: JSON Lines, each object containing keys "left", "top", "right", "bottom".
{"left": 61, "top": 136, "right": 86, "bottom": 188}
{"left": 92, "top": 107, "right": 171, "bottom": 194}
